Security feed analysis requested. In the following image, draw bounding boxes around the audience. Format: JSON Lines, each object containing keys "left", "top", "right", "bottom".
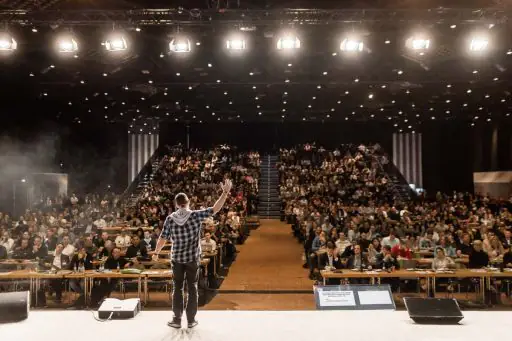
{"left": 0, "top": 144, "right": 260, "bottom": 306}
{"left": 282, "top": 143, "right": 512, "bottom": 297}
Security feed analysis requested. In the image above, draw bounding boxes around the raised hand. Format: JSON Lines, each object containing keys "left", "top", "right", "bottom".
{"left": 220, "top": 179, "right": 232, "bottom": 194}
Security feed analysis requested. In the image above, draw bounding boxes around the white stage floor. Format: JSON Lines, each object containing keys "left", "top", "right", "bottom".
{"left": 0, "top": 310, "right": 508, "bottom": 341}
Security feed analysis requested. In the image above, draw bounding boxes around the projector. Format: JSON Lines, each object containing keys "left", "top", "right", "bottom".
{"left": 98, "top": 298, "right": 141, "bottom": 319}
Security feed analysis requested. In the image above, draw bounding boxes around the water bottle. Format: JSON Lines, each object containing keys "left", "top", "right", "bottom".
{"left": 117, "top": 263, "right": 120, "bottom": 271}
{"left": 99, "top": 262, "right": 104, "bottom": 272}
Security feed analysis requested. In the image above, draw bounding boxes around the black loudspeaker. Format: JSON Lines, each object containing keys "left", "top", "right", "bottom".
{"left": 403, "top": 297, "right": 463, "bottom": 324}
{"left": 0, "top": 291, "right": 30, "bottom": 323}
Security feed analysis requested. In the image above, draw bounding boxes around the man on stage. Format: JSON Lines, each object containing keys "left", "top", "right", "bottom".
{"left": 153, "top": 179, "right": 232, "bottom": 329}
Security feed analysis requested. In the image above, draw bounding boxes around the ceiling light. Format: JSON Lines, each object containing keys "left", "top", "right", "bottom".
{"left": 135, "top": 27, "right": 141, "bottom": 32}
{"left": 340, "top": 38, "right": 364, "bottom": 52}
{"left": 169, "top": 38, "right": 191, "bottom": 53}
{"left": 323, "top": 71, "right": 328, "bottom": 75}
{"left": 208, "top": 63, "right": 212, "bottom": 67}
{"left": 450, "top": 25, "right": 457, "bottom": 29}
{"left": 104, "top": 35, "right": 128, "bottom": 51}
{"left": 493, "top": 77, "right": 499, "bottom": 81}
{"left": 467, "top": 89, "right": 472, "bottom": 93}
{"left": 57, "top": 36, "right": 79, "bottom": 53}
{"left": 354, "top": 78, "right": 359, "bottom": 82}
{"left": 277, "top": 35, "right": 301, "bottom": 50}
{"left": 226, "top": 39, "right": 246, "bottom": 50}
{"left": 469, "top": 37, "right": 489, "bottom": 52}
{"left": 446, "top": 84, "right": 451, "bottom": 88}
{"left": 368, "top": 93, "right": 374, "bottom": 99}
{"left": 472, "top": 70, "right": 478, "bottom": 74}
{"left": 385, "top": 40, "right": 390, "bottom": 44}
{"left": 407, "top": 36, "right": 430, "bottom": 51}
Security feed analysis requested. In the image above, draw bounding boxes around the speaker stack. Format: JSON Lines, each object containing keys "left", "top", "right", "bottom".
{"left": 0, "top": 291, "right": 30, "bottom": 323}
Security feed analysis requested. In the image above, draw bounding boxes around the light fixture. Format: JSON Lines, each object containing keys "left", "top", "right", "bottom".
{"left": 277, "top": 35, "right": 301, "bottom": 50}
{"left": 104, "top": 35, "right": 128, "bottom": 51}
{"left": 406, "top": 36, "right": 430, "bottom": 51}
{"left": 469, "top": 36, "right": 489, "bottom": 52}
{"left": 340, "top": 38, "right": 364, "bottom": 52}
{"left": 57, "top": 36, "right": 79, "bottom": 53}
{"left": 0, "top": 32, "right": 17, "bottom": 51}
{"left": 226, "top": 38, "right": 246, "bottom": 50}
{"left": 169, "top": 38, "right": 191, "bottom": 53}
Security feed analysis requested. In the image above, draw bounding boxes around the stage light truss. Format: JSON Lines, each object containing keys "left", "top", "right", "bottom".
{"left": 0, "top": 8, "right": 510, "bottom": 25}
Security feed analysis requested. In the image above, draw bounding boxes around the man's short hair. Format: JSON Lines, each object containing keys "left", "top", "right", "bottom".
{"left": 383, "top": 245, "right": 392, "bottom": 252}
{"left": 326, "top": 241, "right": 335, "bottom": 249}
{"left": 175, "top": 193, "right": 189, "bottom": 207}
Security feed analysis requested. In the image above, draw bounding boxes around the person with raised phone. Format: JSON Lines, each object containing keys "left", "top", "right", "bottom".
{"left": 153, "top": 178, "right": 233, "bottom": 329}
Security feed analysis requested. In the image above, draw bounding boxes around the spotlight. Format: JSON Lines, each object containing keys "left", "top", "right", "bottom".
{"left": 226, "top": 39, "right": 246, "bottom": 50}
{"left": 340, "top": 38, "right": 363, "bottom": 52}
{"left": 104, "top": 35, "right": 128, "bottom": 51}
{"left": 277, "top": 35, "right": 300, "bottom": 50}
{"left": 469, "top": 37, "right": 489, "bottom": 52}
{"left": 406, "top": 36, "right": 430, "bottom": 51}
{"left": 0, "top": 33, "right": 17, "bottom": 51}
{"left": 57, "top": 36, "right": 78, "bottom": 53}
{"left": 169, "top": 38, "right": 191, "bottom": 53}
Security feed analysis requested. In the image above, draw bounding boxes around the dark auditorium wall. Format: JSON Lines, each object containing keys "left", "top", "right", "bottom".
{"left": 161, "top": 122, "right": 394, "bottom": 153}
{"left": 419, "top": 121, "right": 512, "bottom": 194}
{"left": 0, "top": 120, "right": 128, "bottom": 198}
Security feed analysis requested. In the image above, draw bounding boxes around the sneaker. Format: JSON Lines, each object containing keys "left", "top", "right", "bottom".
{"left": 188, "top": 320, "right": 198, "bottom": 328}
{"left": 167, "top": 319, "right": 182, "bottom": 329}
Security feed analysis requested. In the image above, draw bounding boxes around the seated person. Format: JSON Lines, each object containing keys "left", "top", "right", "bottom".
{"left": 346, "top": 244, "right": 368, "bottom": 270}
{"left": 90, "top": 247, "right": 130, "bottom": 307}
{"left": 125, "top": 235, "right": 148, "bottom": 259}
{"left": 468, "top": 240, "right": 489, "bottom": 268}
{"left": 44, "top": 243, "right": 70, "bottom": 304}
{"left": 375, "top": 245, "right": 400, "bottom": 290}
{"left": 375, "top": 245, "right": 400, "bottom": 270}
{"left": 11, "top": 239, "right": 34, "bottom": 259}
{"left": 68, "top": 246, "right": 94, "bottom": 308}
{"left": 201, "top": 231, "right": 217, "bottom": 253}
{"left": 318, "top": 242, "right": 343, "bottom": 284}
{"left": 432, "top": 247, "right": 455, "bottom": 270}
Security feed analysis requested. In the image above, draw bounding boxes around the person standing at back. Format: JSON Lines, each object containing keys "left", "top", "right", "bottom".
{"left": 153, "top": 179, "right": 233, "bottom": 329}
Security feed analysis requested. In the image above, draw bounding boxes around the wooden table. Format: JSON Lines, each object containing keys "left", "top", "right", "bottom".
{"left": 321, "top": 269, "right": 512, "bottom": 302}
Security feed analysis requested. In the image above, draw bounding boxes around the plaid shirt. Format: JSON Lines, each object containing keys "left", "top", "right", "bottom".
{"left": 160, "top": 207, "right": 214, "bottom": 264}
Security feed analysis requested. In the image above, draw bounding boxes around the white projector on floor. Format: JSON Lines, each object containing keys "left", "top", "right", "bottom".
{"left": 98, "top": 298, "right": 141, "bottom": 319}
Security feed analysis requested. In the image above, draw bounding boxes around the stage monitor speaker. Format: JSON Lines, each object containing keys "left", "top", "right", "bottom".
{"left": 403, "top": 297, "right": 463, "bottom": 324}
{"left": 0, "top": 291, "right": 30, "bottom": 323}
{"left": 98, "top": 298, "right": 141, "bottom": 319}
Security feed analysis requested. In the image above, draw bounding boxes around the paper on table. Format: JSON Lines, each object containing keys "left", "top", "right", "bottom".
{"left": 358, "top": 290, "right": 393, "bottom": 305}
{"left": 317, "top": 289, "right": 356, "bottom": 307}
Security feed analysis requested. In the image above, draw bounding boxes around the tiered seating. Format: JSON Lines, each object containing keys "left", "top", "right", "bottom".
{"left": 0, "top": 145, "right": 260, "bottom": 307}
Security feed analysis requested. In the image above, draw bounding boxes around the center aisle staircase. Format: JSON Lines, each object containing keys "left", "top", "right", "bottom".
{"left": 258, "top": 155, "right": 281, "bottom": 219}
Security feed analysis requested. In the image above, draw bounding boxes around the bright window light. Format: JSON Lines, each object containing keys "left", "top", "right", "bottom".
{"left": 0, "top": 33, "right": 17, "bottom": 51}
{"left": 57, "top": 37, "right": 78, "bottom": 53}
{"left": 226, "top": 39, "right": 246, "bottom": 50}
{"left": 340, "top": 38, "right": 363, "bottom": 52}
{"left": 469, "top": 38, "right": 488, "bottom": 52}
{"left": 169, "top": 38, "right": 191, "bottom": 53}
{"left": 104, "top": 36, "right": 128, "bottom": 51}
{"left": 277, "top": 36, "right": 300, "bottom": 50}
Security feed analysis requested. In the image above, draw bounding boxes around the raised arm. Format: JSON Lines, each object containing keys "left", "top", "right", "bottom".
{"left": 213, "top": 179, "right": 232, "bottom": 214}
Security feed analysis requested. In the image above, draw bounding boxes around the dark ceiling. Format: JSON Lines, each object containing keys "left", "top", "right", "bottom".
{"left": 0, "top": 1, "right": 511, "bottom": 133}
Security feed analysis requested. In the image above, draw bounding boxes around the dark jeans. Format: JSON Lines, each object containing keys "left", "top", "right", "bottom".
{"left": 172, "top": 261, "right": 199, "bottom": 322}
